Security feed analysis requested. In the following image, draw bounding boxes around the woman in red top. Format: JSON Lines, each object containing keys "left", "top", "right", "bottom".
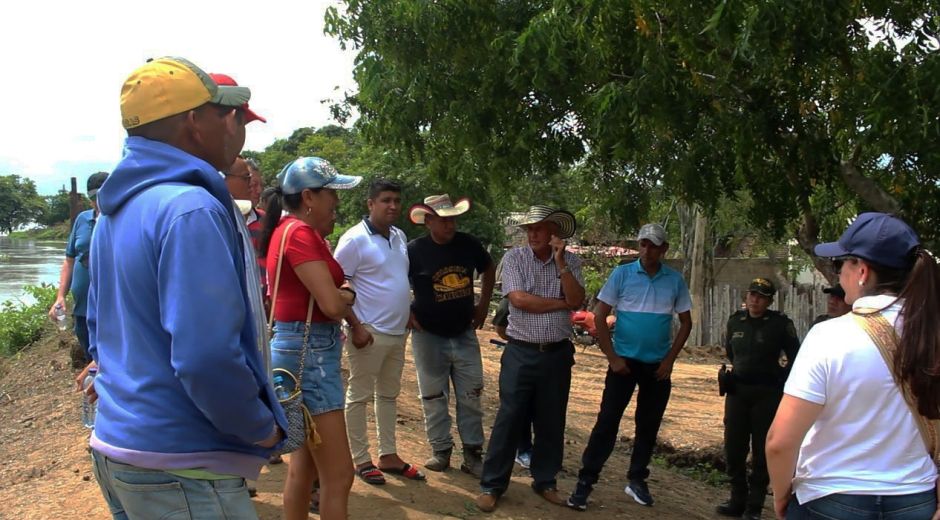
{"left": 258, "top": 157, "right": 364, "bottom": 520}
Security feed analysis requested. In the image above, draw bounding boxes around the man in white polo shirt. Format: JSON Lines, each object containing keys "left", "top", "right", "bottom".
{"left": 335, "top": 179, "right": 425, "bottom": 484}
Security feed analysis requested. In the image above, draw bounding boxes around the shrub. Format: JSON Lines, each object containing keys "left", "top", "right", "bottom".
{"left": 0, "top": 284, "right": 58, "bottom": 356}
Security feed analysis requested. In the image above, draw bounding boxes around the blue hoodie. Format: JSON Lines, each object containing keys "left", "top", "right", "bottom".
{"left": 87, "top": 137, "right": 287, "bottom": 480}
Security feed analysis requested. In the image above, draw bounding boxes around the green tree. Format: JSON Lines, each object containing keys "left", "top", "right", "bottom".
{"left": 0, "top": 174, "right": 44, "bottom": 234}
{"left": 326, "top": 1, "right": 940, "bottom": 267}
{"left": 36, "top": 188, "right": 89, "bottom": 227}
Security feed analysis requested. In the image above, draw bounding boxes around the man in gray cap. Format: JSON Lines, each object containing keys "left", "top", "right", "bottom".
{"left": 566, "top": 223, "right": 692, "bottom": 511}
{"left": 477, "top": 205, "right": 585, "bottom": 512}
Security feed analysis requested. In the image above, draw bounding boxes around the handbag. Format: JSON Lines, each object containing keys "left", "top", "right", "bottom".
{"left": 268, "top": 221, "right": 321, "bottom": 455}
{"left": 853, "top": 310, "right": 940, "bottom": 465}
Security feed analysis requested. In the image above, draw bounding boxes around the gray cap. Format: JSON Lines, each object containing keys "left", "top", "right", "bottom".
{"left": 637, "top": 223, "right": 667, "bottom": 246}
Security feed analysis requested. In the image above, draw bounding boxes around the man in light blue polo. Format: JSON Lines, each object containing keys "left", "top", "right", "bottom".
{"left": 566, "top": 223, "right": 692, "bottom": 511}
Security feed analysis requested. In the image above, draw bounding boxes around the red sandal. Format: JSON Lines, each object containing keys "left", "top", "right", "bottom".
{"left": 380, "top": 463, "right": 426, "bottom": 481}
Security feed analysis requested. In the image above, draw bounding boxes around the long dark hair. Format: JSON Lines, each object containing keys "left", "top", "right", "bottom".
{"left": 257, "top": 188, "right": 303, "bottom": 257}
{"left": 866, "top": 250, "right": 940, "bottom": 419}
{"left": 892, "top": 250, "right": 940, "bottom": 419}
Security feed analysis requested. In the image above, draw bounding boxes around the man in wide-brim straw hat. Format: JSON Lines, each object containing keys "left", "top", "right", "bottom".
{"left": 406, "top": 194, "right": 496, "bottom": 478}
{"left": 476, "top": 205, "right": 585, "bottom": 512}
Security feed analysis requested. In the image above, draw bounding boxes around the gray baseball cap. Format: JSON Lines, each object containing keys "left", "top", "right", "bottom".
{"left": 637, "top": 223, "right": 667, "bottom": 246}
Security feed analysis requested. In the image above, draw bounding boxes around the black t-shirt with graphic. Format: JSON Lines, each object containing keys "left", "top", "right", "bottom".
{"left": 408, "top": 232, "right": 493, "bottom": 337}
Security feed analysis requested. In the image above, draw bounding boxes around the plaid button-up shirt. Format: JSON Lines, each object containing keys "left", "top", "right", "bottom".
{"left": 502, "top": 245, "right": 584, "bottom": 343}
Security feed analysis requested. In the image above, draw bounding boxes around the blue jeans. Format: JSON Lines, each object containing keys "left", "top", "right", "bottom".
{"left": 411, "top": 328, "right": 485, "bottom": 451}
{"left": 271, "top": 321, "right": 344, "bottom": 416}
{"left": 91, "top": 449, "right": 258, "bottom": 520}
{"left": 787, "top": 490, "right": 937, "bottom": 520}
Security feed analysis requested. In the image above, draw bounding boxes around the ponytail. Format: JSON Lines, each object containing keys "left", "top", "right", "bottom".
{"left": 258, "top": 187, "right": 284, "bottom": 257}
{"left": 257, "top": 187, "right": 306, "bottom": 257}
{"left": 897, "top": 249, "right": 940, "bottom": 419}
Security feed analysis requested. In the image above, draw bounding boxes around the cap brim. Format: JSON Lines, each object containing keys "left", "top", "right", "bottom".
{"left": 322, "top": 174, "right": 362, "bottom": 190}
{"left": 814, "top": 241, "right": 849, "bottom": 258}
{"left": 87, "top": 188, "right": 99, "bottom": 197}
{"left": 243, "top": 106, "right": 266, "bottom": 123}
{"left": 637, "top": 234, "right": 665, "bottom": 246}
{"left": 211, "top": 85, "right": 251, "bottom": 107}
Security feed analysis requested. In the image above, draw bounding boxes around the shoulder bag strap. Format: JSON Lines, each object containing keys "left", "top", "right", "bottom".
{"left": 853, "top": 310, "right": 940, "bottom": 462}
{"left": 267, "top": 221, "right": 298, "bottom": 334}
{"left": 267, "top": 220, "right": 316, "bottom": 387}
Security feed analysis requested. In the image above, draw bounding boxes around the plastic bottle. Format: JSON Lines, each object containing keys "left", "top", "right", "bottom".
{"left": 54, "top": 303, "right": 68, "bottom": 331}
{"left": 273, "top": 374, "right": 291, "bottom": 401}
{"left": 82, "top": 368, "right": 97, "bottom": 428}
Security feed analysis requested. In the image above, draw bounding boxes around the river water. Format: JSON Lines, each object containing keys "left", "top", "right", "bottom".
{"left": 0, "top": 237, "right": 67, "bottom": 305}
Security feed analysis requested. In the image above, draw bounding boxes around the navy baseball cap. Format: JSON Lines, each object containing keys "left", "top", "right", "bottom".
{"left": 814, "top": 212, "right": 920, "bottom": 269}
{"left": 277, "top": 157, "right": 362, "bottom": 195}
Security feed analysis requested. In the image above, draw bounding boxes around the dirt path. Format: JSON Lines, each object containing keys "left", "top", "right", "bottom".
{"left": 0, "top": 329, "right": 750, "bottom": 519}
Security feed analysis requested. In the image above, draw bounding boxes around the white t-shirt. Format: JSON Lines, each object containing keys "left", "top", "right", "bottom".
{"left": 334, "top": 219, "right": 411, "bottom": 335}
{"left": 785, "top": 294, "right": 937, "bottom": 504}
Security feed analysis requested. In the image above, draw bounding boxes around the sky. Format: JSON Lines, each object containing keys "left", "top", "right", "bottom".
{"left": 0, "top": 0, "right": 357, "bottom": 195}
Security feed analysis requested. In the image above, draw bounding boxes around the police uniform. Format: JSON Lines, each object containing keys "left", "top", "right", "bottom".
{"left": 719, "top": 279, "right": 800, "bottom": 518}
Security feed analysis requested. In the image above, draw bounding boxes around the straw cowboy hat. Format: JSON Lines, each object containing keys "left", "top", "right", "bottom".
{"left": 409, "top": 194, "right": 472, "bottom": 225}
{"left": 516, "top": 205, "right": 577, "bottom": 239}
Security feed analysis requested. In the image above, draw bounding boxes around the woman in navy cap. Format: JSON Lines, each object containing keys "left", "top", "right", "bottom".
{"left": 766, "top": 213, "right": 939, "bottom": 519}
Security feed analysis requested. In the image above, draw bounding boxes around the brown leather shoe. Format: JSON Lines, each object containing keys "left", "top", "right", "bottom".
{"left": 537, "top": 488, "right": 565, "bottom": 506}
{"left": 475, "top": 493, "right": 498, "bottom": 512}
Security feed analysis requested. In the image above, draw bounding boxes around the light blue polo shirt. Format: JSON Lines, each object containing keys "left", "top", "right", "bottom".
{"left": 597, "top": 260, "right": 692, "bottom": 363}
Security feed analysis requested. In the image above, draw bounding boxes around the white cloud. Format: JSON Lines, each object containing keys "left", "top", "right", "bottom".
{"left": 0, "top": 0, "right": 356, "bottom": 194}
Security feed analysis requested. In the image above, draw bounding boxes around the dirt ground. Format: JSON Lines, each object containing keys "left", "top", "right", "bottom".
{"left": 0, "top": 327, "right": 757, "bottom": 520}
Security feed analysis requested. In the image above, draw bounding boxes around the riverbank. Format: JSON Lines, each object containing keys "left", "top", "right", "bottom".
{"left": 0, "top": 326, "right": 757, "bottom": 519}
{"left": 6, "top": 221, "right": 71, "bottom": 241}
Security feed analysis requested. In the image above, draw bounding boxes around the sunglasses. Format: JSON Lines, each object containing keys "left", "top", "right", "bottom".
{"left": 831, "top": 256, "right": 857, "bottom": 275}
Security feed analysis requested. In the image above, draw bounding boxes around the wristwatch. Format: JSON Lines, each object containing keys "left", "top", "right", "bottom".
{"left": 557, "top": 266, "right": 571, "bottom": 278}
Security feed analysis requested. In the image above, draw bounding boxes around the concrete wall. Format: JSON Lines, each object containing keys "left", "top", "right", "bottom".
{"left": 663, "top": 257, "right": 779, "bottom": 290}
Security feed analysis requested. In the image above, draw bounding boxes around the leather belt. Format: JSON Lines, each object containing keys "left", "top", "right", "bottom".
{"left": 507, "top": 336, "right": 570, "bottom": 352}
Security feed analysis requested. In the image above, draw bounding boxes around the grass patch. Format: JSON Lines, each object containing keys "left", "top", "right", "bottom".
{"left": 0, "top": 284, "right": 58, "bottom": 356}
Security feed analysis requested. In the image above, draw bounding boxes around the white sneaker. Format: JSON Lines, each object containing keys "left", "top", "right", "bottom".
{"left": 514, "top": 451, "right": 531, "bottom": 469}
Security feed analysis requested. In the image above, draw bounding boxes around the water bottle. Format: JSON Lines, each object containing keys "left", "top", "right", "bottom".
{"left": 82, "top": 368, "right": 97, "bottom": 428}
{"left": 54, "top": 303, "right": 68, "bottom": 331}
{"left": 273, "top": 374, "right": 291, "bottom": 401}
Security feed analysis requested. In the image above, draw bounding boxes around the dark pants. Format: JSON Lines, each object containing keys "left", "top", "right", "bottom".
{"left": 577, "top": 359, "right": 672, "bottom": 485}
{"left": 723, "top": 382, "right": 782, "bottom": 511}
{"left": 517, "top": 406, "right": 533, "bottom": 455}
{"left": 74, "top": 315, "right": 92, "bottom": 364}
{"left": 480, "top": 341, "right": 574, "bottom": 494}
{"left": 786, "top": 490, "right": 937, "bottom": 520}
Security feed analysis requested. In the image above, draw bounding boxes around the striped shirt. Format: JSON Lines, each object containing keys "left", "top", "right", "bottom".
{"left": 597, "top": 260, "right": 691, "bottom": 362}
{"left": 502, "top": 246, "right": 584, "bottom": 343}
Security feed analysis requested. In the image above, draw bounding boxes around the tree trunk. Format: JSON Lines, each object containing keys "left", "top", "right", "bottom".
{"left": 840, "top": 155, "right": 900, "bottom": 214}
{"left": 688, "top": 207, "right": 707, "bottom": 346}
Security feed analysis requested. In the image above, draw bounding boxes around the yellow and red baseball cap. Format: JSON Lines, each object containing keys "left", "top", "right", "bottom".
{"left": 120, "top": 57, "right": 251, "bottom": 129}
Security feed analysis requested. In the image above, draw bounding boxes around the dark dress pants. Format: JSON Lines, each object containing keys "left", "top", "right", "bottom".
{"left": 480, "top": 341, "right": 574, "bottom": 494}
{"left": 723, "top": 382, "right": 782, "bottom": 511}
{"left": 577, "top": 359, "right": 672, "bottom": 485}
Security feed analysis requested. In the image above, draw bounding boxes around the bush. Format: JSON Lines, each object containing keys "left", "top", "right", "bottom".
{"left": 0, "top": 284, "right": 58, "bottom": 356}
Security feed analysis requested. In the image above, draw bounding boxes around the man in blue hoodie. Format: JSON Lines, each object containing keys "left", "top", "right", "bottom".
{"left": 86, "top": 57, "right": 286, "bottom": 520}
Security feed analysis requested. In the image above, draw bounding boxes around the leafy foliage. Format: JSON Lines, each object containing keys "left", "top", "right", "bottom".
{"left": 36, "top": 188, "right": 90, "bottom": 227}
{"left": 0, "top": 284, "right": 58, "bottom": 356}
{"left": 326, "top": 1, "right": 940, "bottom": 254}
{"left": 0, "top": 175, "right": 44, "bottom": 234}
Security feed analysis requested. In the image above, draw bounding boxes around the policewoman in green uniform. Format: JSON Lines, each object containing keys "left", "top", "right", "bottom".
{"left": 717, "top": 278, "right": 800, "bottom": 520}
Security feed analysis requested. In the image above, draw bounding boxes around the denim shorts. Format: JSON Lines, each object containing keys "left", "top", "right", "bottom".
{"left": 271, "top": 321, "right": 344, "bottom": 416}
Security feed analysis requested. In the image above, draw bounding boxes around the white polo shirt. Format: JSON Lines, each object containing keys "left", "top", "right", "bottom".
{"left": 334, "top": 218, "right": 411, "bottom": 335}
{"left": 785, "top": 294, "right": 936, "bottom": 504}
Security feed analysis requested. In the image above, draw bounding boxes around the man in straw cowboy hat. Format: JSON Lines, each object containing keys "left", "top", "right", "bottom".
{"left": 566, "top": 223, "right": 692, "bottom": 511}
{"left": 477, "top": 205, "right": 585, "bottom": 512}
{"left": 406, "top": 194, "right": 496, "bottom": 477}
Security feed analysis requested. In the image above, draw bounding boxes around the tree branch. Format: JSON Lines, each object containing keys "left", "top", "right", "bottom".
{"left": 839, "top": 148, "right": 900, "bottom": 214}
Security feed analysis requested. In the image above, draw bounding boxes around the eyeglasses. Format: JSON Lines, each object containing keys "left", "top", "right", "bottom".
{"left": 225, "top": 173, "right": 252, "bottom": 183}
{"left": 831, "top": 256, "right": 857, "bottom": 275}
